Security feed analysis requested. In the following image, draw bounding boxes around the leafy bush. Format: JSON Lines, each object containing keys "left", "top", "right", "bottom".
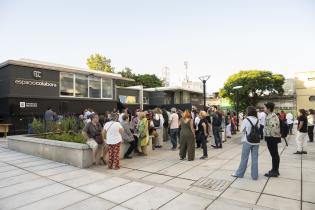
{"left": 45, "top": 133, "right": 85, "bottom": 144}
{"left": 31, "top": 119, "right": 45, "bottom": 134}
{"left": 59, "top": 116, "right": 77, "bottom": 133}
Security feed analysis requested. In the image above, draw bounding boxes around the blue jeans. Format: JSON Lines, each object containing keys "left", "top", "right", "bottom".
{"left": 170, "top": 128, "right": 179, "bottom": 149}
{"left": 235, "top": 142, "right": 259, "bottom": 180}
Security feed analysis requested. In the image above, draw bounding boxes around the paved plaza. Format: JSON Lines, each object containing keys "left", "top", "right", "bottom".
{"left": 0, "top": 134, "right": 314, "bottom": 210}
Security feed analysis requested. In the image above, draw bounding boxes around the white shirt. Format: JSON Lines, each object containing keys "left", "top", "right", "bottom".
{"left": 307, "top": 114, "right": 314, "bottom": 126}
{"left": 154, "top": 114, "right": 164, "bottom": 128}
{"left": 169, "top": 113, "right": 179, "bottom": 129}
{"left": 240, "top": 116, "right": 259, "bottom": 145}
{"left": 103, "top": 121, "right": 123, "bottom": 145}
{"left": 258, "top": 112, "right": 266, "bottom": 126}
{"left": 118, "top": 113, "right": 124, "bottom": 123}
{"left": 194, "top": 116, "right": 200, "bottom": 130}
{"left": 286, "top": 113, "right": 294, "bottom": 124}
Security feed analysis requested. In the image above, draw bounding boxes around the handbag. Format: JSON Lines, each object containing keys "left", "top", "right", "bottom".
{"left": 94, "top": 134, "right": 104, "bottom": 145}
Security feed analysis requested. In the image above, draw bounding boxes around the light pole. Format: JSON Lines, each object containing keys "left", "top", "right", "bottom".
{"left": 232, "top": 85, "right": 243, "bottom": 131}
{"left": 199, "top": 75, "right": 211, "bottom": 111}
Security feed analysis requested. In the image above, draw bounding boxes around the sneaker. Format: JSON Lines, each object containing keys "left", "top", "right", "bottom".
{"left": 200, "top": 156, "right": 208, "bottom": 159}
{"left": 293, "top": 151, "right": 303, "bottom": 154}
{"left": 211, "top": 145, "right": 218, "bottom": 148}
{"left": 231, "top": 174, "right": 239, "bottom": 178}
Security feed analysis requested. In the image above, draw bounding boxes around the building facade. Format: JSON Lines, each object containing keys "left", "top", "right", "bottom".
{"left": 295, "top": 71, "right": 315, "bottom": 111}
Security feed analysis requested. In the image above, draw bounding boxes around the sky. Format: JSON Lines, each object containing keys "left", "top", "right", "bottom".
{"left": 0, "top": 0, "right": 314, "bottom": 92}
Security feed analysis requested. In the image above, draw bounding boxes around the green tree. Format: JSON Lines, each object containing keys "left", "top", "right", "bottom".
{"left": 219, "top": 70, "right": 285, "bottom": 111}
{"left": 116, "top": 67, "right": 163, "bottom": 88}
{"left": 134, "top": 74, "right": 163, "bottom": 88}
{"left": 86, "top": 53, "right": 114, "bottom": 72}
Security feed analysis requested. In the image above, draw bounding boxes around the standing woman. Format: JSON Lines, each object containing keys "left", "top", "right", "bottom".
{"left": 307, "top": 109, "right": 314, "bottom": 143}
{"left": 294, "top": 109, "right": 309, "bottom": 154}
{"left": 199, "top": 111, "right": 209, "bottom": 159}
{"left": 232, "top": 106, "right": 260, "bottom": 180}
{"left": 226, "top": 112, "right": 232, "bottom": 138}
{"left": 137, "top": 112, "right": 149, "bottom": 155}
{"left": 264, "top": 102, "right": 281, "bottom": 177}
{"left": 179, "top": 110, "right": 195, "bottom": 161}
{"left": 103, "top": 113, "right": 124, "bottom": 170}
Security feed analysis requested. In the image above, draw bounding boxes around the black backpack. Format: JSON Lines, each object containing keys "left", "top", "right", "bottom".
{"left": 246, "top": 118, "right": 260, "bottom": 144}
{"left": 280, "top": 119, "right": 289, "bottom": 138}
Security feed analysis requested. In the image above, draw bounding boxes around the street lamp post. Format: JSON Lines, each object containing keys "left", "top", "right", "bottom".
{"left": 199, "top": 75, "right": 211, "bottom": 111}
{"left": 232, "top": 85, "right": 243, "bottom": 131}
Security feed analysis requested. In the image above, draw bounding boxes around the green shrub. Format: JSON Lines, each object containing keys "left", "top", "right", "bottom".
{"left": 59, "top": 116, "right": 77, "bottom": 133}
{"left": 31, "top": 119, "right": 45, "bottom": 134}
{"left": 46, "top": 132, "right": 85, "bottom": 144}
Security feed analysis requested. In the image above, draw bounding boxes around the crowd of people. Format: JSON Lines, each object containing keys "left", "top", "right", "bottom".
{"left": 78, "top": 103, "right": 314, "bottom": 179}
{"left": 80, "top": 105, "right": 228, "bottom": 170}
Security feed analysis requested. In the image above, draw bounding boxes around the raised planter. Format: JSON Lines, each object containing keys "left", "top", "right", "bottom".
{"left": 7, "top": 135, "right": 153, "bottom": 168}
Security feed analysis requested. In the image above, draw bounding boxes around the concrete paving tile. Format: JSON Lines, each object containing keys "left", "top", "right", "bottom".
{"left": 302, "top": 168, "right": 315, "bottom": 183}
{"left": 121, "top": 158, "right": 158, "bottom": 170}
{"left": 303, "top": 181, "right": 315, "bottom": 203}
{"left": 302, "top": 202, "right": 315, "bottom": 210}
{"left": 7, "top": 157, "right": 40, "bottom": 164}
{"left": 159, "top": 193, "right": 212, "bottom": 210}
{"left": 62, "top": 174, "right": 108, "bottom": 188}
{"left": 0, "top": 162, "right": 8, "bottom": 167}
{"left": 200, "top": 159, "right": 230, "bottom": 168}
{"left": 206, "top": 199, "right": 252, "bottom": 210}
{"left": 257, "top": 194, "right": 300, "bottom": 210}
{"left": 158, "top": 163, "right": 194, "bottom": 176}
{"left": 78, "top": 177, "right": 130, "bottom": 195}
{"left": 207, "top": 169, "right": 236, "bottom": 181}
{"left": 15, "top": 189, "right": 91, "bottom": 210}
{"left": 138, "top": 160, "right": 175, "bottom": 173}
{"left": 16, "top": 159, "right": 53, "bottom": 168}
{"left": 111, "top": 206, "right": 131, "bottom": 210}
{"left": 231, "top": 176, "right": 268, "bottom": 192}
{"left": 179, "top": 166, "right": 214, "bottom": 181}
{"left": 263, "top": 177, "right": 300, "bottom": 200}
{"left": 278, "top": 166, "right": 301, "bottom": 180}
{"left": 0, "top": 183, "right": 71, "bottom": 210}
{"left": 188, "top": 186, "right": 221, "bottom": 197}
{"left": 0, "top": 173, "right": 40, "bottom": 188}
{"left": 0, "top": 178, "right": 54, "bottom": 199}
{"left": 98, "top": 181, "right": 153, "bottom": 203}
{"left": 221, "top": 187, "right": 260, "bottom": 204}
{"left": 48, "top": 169, "right": 93, "bottom": 182}
{"left": 123, "top": 170, "right": 151, "bottom": 179}
{"left": 25, "top": 162, "right": 66, "bottom": 172}
{"left": 164, "top": 178, "right": 194, "bottom": 190}
{"left": 142, "top": 174, "right": 173, "bottom": 184}
{"left": 0, "top": 169, "right": 28, "bottom": 179}
{"left": 0, "top": 165, "right": 19, "bottom": 172}
{"left": 36, "top": 165, "right": 79, "bottom": 176}
{"left": 122, "top": 187, "right": 180, "bottom": 210}
{"left": 63, "top": 196, "right": 116, "bottom": 210}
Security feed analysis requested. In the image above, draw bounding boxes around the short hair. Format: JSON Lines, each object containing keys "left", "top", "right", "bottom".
{"left": 90, "top": 113, "right": 99, "bottom": 120}
{"left": 110, "top": 113, "right": 118, "bottom": 121}
{"left": 138, "top": 112, "right": 146, "bottom": 120}
{"left": 265, "top": 102, "right": 275, "bottom": 112}
{"left": 183, "top": 110, "right": 191, "bottom": 119}
{"left": 171, "top": 108, "right": 177, "bottom": 113}
{"left": 213, "top": 105, "right": 218, "bottom": 110}
{"left": 122, "top": 114, "right": 129, "bottom": 121}
{"left": 299, "top": 109, "right": 307, "bottom": 116}
{"left": 246, "top": 106, "right": 257, "bottom": 117}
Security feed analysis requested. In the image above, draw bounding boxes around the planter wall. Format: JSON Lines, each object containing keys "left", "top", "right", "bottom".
{"left": 7, "top": 135, "right": 153, "bottom": 168}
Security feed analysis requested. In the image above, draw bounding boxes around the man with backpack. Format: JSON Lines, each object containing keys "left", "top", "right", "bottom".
{"left": 211, "top": 105, "right": 223, "bottom": 149}
{"left": 232, "top": 106, "right": 260, "bottom": 180}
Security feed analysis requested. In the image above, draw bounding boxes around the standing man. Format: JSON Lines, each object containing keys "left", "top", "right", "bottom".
{"left": 286, "top": 111, "right": 294, "bottom": 135}
{"left": 258, "top": 107, "right": 266, "bottom": 140}
{"left": 44, "top": 107, "right": 55, "bottom": 132}
{"left": 169, "top": 108, "right": 179, "bottom": 150}
{"left": 211, "top": 105, "right": 223, "bottom": 149}
{"left": 194, "top": 110, "right": 201, "bottom": 148}
{"left": 307, "top": 109, "right": 314, "bottom": 143}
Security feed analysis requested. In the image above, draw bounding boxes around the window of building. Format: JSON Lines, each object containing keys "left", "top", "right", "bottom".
{"left": 183, "top": 92, "right": 191, "bottom": 103}
{"left": 102, "top": 78, "right": 113, "bottom": 99}
{"left": 89, "top": 77, "right": 101, "bottom": 98}
{"left": 60, "top": 72, "right": 74, "bottom": 96}
{"left": 75, "top": 74, "right": 88, "bottom": 97}
{"left": 143, "top": 97, "right": 149, "bottom": 104}
{"left": 119, "top": 95, "right": 138, "bottom": 104}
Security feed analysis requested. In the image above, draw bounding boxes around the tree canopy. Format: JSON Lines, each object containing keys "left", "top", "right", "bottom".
{"left": 117, "top": 67, "right": 163, "bottom": 88}
{"left": 86, "top": 53, "right": 114, "bottom": 73}
{"left": 219, "top": 70, "right": 285, "bottom": 111}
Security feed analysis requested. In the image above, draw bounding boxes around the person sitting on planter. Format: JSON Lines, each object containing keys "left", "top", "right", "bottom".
{"left": 82, "top": 113, "right": 107, "bottom": 165}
